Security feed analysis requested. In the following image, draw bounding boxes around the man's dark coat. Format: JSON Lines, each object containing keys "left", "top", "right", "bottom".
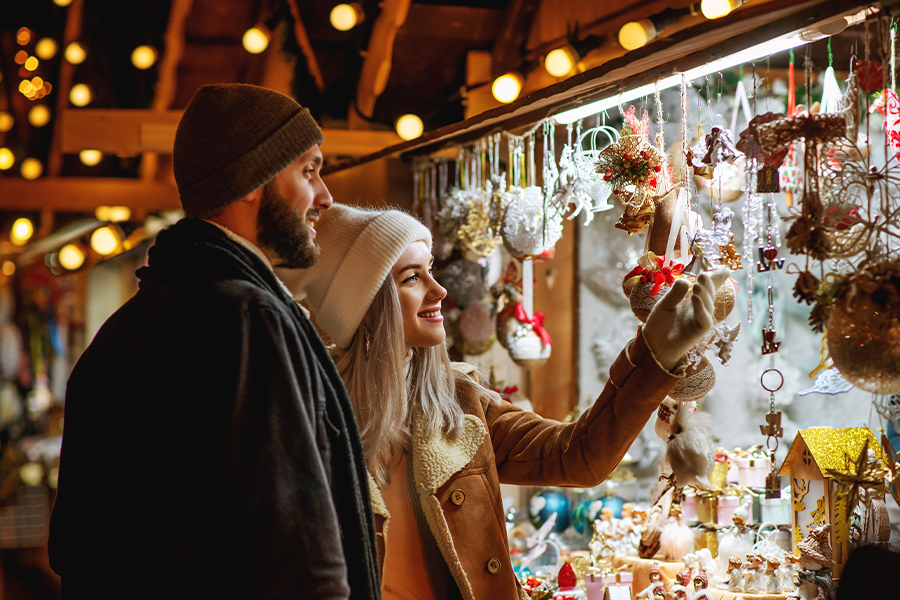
{"left": 49, "top": 219, "right": 380, "bottom": 599}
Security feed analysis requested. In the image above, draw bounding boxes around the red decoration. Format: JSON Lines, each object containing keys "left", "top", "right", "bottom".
{"left": 856, "top": 60, "right": 885, "bottom": 94}
{"left": 624, "top": 255, "right": 685, "bottom": 296}
{"left": 557, "top": 561, "right": 577, "bottom": 590}
{"left": 513, "top": 303, "right": 552, "bottom": 348}
{"left": 763, "top": 246, "right": 778, "bottom": 261}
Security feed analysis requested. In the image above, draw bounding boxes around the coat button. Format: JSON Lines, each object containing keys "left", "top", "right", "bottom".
{"left": 450, "top": 489, "right": 465, "bottom": 506}
{"left": 486, "top": 558, "right": 502, "bottom": 574}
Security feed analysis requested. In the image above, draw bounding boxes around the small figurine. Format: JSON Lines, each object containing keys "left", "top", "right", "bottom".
{"left": 790, "top": 525, "right": 837, "bottom": 600}
{"left": 637, "top": 562, "right": 667, "bottom": 599}
{"left": 765, "top": 555, "right": 782, "bottom": 593}
{"left": 722, "top": 556, "right": 743, "bottom": 592}
{"left": 660, "top": 504, "right": 694, "bottom": 561}
{"left": 741, "top": 553, "right": 764, "bottom": 593}
{"left": 780, "top": 552, "right": 799, "bottom": 593}
{"left": 690, "top": 570, "right": 712, "bottom": 600}
{"left": 670, "top": 567, "right": 692, "bottom": 600}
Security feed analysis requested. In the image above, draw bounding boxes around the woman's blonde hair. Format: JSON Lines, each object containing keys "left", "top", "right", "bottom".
{"left": 333, "top": 275, "right": 466, "bottom": 487}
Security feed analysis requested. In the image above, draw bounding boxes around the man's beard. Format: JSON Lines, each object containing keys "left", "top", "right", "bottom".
{"left": 256, "top": 182, "right": 319, "bottom": 269}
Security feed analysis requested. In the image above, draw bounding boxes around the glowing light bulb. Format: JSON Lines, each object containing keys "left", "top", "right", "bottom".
{"left": 24, "top": 56, "right": 39, "bottom": 71}
{"left": 242, "top": 27, "right": 270, "bottom": 54}
{"left": 700, "top": 0, "right": 742, "bottom": 20}
{"left": 492, "top": 72, "right": 523, "bottom": 104}
{"left": 91, "top": 226, "right": 119, "bottom": 255}
{"left": 35, "top": 38, "right": 58, "bottom": 59}
{"left": 330, "top": 4, "right": 362, "bottom": 31}
{"left": 96, "top": 206, "right": 131, "bottom": 222}
{"left": 0, "top": 112, "right": 13, "bottom": 133}
{"left": 53, "top": 0, "right": 74, "bottom": 6}
{"left": 79, "top": 149, "right": 103, "bottom": 166}
{"left": 64, "top": 42, "right": 86, "bottom": 65}
{"left": 17, "top": 28, "right": 31, "bottom": 46}
{"left": 395, "top": 114, "right": 424, "bottom": 141}
{"left": 131, "top": 45, "right": 157, "bottom": 70}
{"left": 20, "top": 158, "right": 43, "bottom": 180}
{"left": 69, "top": 83, "right": 92, "bottom": 107}
{"left": 59, "top": 244, "right": 85, "bottom": 270}
{"left": 28, "top": 105, "right": 50, "bottom": 127}
{"left": 1, "top": 261, "right": 15, "bottom": 277}
{"left": 618, "top": 20, "right": 657, "bottom": 51}
{"left": 10, "top": 218, "right": 33, "bottom": 245}
{"left": 545, "top": 47, "right": 577, "bottom": 78}
{"left": 0, "top": 148, "right": 13, "bottom": 170}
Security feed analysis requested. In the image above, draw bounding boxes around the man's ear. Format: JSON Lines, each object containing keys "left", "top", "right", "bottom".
{"left": 240, "top": 186, "right": 264, "bottom": 206}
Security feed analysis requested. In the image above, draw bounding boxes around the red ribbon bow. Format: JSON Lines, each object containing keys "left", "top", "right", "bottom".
{"left": 513, "top": 303, "right": 551, "bottom": 348}
{"left": 624, "top": 256, "right": 685, "bottom": 296}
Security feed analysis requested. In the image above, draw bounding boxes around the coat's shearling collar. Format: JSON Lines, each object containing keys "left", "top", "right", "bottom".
{"left": 367, "top": 471, "right": 388, "bottom": 519}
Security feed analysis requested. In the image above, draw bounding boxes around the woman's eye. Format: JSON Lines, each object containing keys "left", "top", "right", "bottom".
{"left": 402, "top": 274, "right": 419, "bottom": 284}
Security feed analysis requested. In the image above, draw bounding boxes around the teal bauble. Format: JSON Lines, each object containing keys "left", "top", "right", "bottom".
{"left": 528, "top": 488, "right": 571, "bottom": 533}
{"left": 572, "top": 499, "right": 604, "bottom": 535}
{"left": 601, "top": 493, "right": 627, "bottom": 519}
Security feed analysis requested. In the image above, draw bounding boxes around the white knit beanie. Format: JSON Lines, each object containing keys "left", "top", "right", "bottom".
{"left": 277, "top": 204, "right": 432, "bottom": 348}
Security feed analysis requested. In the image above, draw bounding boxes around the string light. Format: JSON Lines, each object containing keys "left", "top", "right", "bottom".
{"left": 1, "top": 262, "right": 15, "bottom": 277}
{"left": 700, "top": 0, "right": 744, "bottom": 20}
{"left": 64, "top": 42, "right": 86, "bottom": 65}
{"left": 35, "top": 38, "right": 58, "bottom": 59}
{"left": 618, "top": 19, "right": 657, "bottom": 51}
{"left": 131, "top": 45, "right": 157, "bottom": 69}
{"left": 544, "top": 47, "right": 578, "bottom": 78}
{"left": 10, "top": 218, "right": 34, "bottom": 246}
{"left": 95, "top": 206, "right": 131, "bottom": 222}
{"left": 0, "top": 112, "right": 13, "bottom": 133}
{"left": 79, "top": 149, "right": 103, "bottom": 166}
{"left": 69, "top": 83, "right": 92, "bottom": 107}
{"left": 15, "top": 51, "right": 28, "bottom": 65}
{"left": 91, "top": 226, "right": 120, "bottom": 256}
{"left": 20, "top": 158, "right": 43, "bottom": 180}
{"left": 28, "top": 105, "right": 50, "bottom": 127}
{"left": 330, "top": 4, "right": 363, "bottom": 31}
{"left": 395, "top": 114, "right": 424, "bottom": 140}
{"left": 492, "top": 72, "right": 524, "bottom": 104}
{"left": 17, "top": 28, "right": 31, "bottom": 45}
{"left": 53, "top": 0, "right": 74, "bottom": 6}
{"left": 0, "top": 148, "right": 13, "bottom": 170}
{"left": 242, "top": 27, "right": 270, "bottom": 54}
{"left": 59, "top": 244, "right": 85, "bottom": 270}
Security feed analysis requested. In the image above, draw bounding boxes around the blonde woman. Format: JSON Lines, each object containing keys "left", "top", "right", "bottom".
{"left": 278, "top": 204, "right": 728, "bottom": 600}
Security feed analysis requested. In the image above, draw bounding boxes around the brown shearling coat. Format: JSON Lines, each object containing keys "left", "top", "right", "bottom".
{"left": 369, "top": 331, "right": 682, "bottom": 600}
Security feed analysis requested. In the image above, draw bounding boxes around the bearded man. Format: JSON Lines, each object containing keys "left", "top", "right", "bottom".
{"left": 49, "top": 84, "right": 380, "bottom": 600}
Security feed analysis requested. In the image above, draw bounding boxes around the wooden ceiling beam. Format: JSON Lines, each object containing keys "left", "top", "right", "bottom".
{"left": 59, "top": 109, "right": 403, "bottom": 156}
{"left": 0, "top": 178, "right": 181, "bottom": 213}
{"left": 355, "top": 0, "right": 411, "bottom": 119}
{"left": 284, "top": 0, "right": 326, "bottom": 95}
{"left": 47, "top": 0, "right": 85, "bottom": 178}
{"left": 492, "top": 0, "right": 541, "bottom": 77}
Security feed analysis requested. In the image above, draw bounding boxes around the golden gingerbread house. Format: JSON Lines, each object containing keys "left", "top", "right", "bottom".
{"left": 777, "top": 427, "right": 883, "bottom": 578}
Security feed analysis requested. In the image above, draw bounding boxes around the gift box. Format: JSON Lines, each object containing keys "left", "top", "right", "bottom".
{"left": 694, "top": 529, "right": 719, "bottom": 558}
{"left": 737, "top": 455, "right": 771, "bottom": 488}
{"left": 760, "top": 496, "right": 791, "bottom": 525}
{"left": 585, "top": 571, "right": 632, "bottom": 600}
{"left": 696, "top": 496, "right": 718, "bottom": 524}
{"left": 681, "top": 492, "right": 698, "bottom": 521}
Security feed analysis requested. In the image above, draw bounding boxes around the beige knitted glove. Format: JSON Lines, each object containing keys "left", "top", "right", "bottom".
{"left": 642, "top": 267, "right": 731, "bottom": 371}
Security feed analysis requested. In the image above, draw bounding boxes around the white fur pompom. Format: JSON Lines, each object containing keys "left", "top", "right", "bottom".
{"left": 660, "top": 515, "right": 694, "bottom": 561}
{"left": 665, "top": 405, "right": 716, "bottom": 488}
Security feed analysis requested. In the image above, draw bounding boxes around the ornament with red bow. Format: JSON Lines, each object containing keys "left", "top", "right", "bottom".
{"left": 505, "top": 302, "right": 553, "bottom": 369}
{"left": 623, "top": 252, "right": 687, "bottom": 322}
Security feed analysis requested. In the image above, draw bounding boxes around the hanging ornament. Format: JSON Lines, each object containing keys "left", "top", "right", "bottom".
{"left": 825, "top": 261, "right": 900, "bottom": 394}
{"left": 506, "top": 302, "right": 552, "bottom": 369}
{"left": 595, "top": 105, "right": 670, "bottom": 235}
{"left": 502, "top": 129, "right": 563, "bottom": 258}
{"left": 440, "top": 259, "right": 487, "bottom": 307}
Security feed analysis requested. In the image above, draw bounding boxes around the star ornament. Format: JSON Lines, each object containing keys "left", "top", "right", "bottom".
{"left": 824, "top": 438, "right": 889, "bottom": 511}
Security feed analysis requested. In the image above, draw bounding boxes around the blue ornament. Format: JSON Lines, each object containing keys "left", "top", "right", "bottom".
{"left": 601, "top": 493, "right": 627, "bottom": 519}
{"left": 528, "top": 488, "right": 571, "bottom": 533}
{"left": 571, "top": 499, "right": 604, "bottom": 535}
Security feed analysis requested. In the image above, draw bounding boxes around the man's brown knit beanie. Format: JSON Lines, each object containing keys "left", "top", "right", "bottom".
{"left": 174, "top": 83, "right": 324, "bottom": 218}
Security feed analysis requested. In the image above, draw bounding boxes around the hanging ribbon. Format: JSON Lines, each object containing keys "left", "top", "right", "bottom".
{"left": 513, "top": 302, "right": 551, "bottom": 348}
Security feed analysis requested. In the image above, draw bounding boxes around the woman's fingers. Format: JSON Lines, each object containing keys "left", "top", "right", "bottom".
{"left": 656, "top": 278, "right": 691, "bottom": 312}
